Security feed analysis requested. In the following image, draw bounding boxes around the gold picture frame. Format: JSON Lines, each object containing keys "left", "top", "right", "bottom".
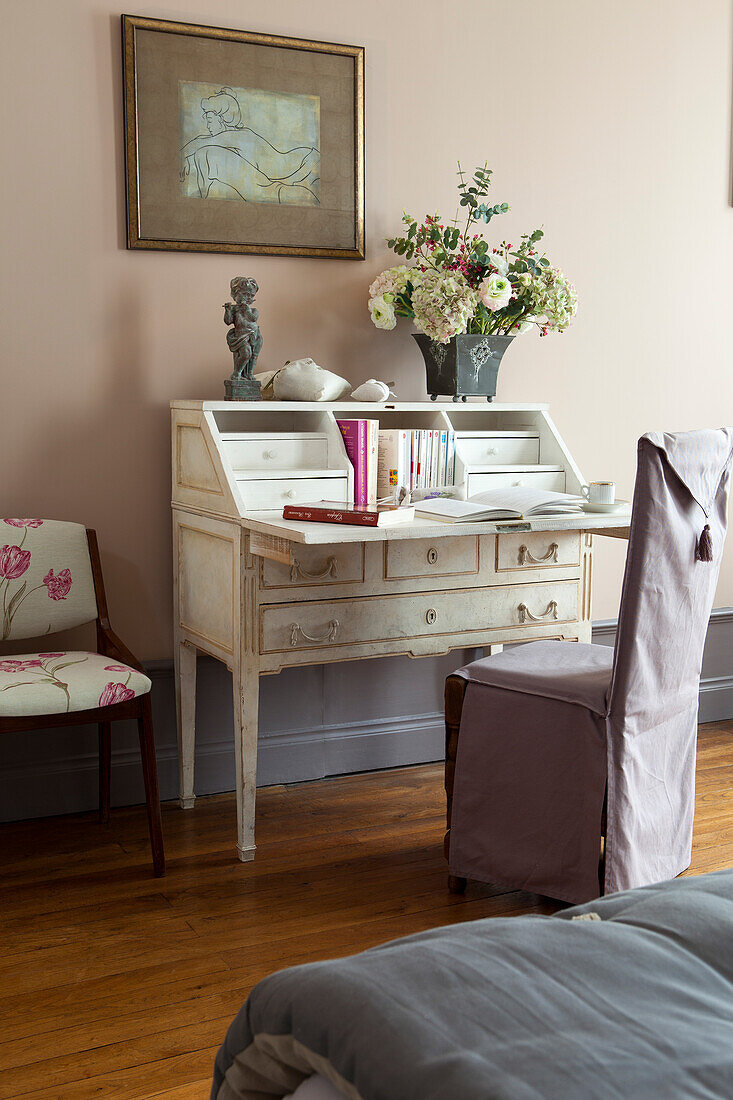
{"left": 122, "top": 15, "right": 365, "bottom": 258}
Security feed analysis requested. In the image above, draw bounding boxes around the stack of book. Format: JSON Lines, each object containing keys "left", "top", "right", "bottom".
{"left": 336, "top": 419, "right": 379, "bottom": 506}
{"left": 372, "top": 428, "right": 456, "bottom": 498}
{"left": 334, "top": 420, "right": 457, "bottom": 507}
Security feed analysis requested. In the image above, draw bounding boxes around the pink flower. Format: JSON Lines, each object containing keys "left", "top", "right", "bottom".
{"left": 3, "top": 519, "right": 43, "bottom": 528}
{"left": 0, "top": 545, "right": 31, "bottom": 580}
{"left": 104, "top": 664, "right": 130, "bottom": 672}
{"left": 39, "top": 652, "right": 65, "bottom": 658}
{"left": 0, "top": 658, "right": 43, "bottom": 672}
{"left": 99, "top": 681, "right": 135, "bottom": 707}
{"left": 43, "top": 568, "right": 72, "bottom": 600}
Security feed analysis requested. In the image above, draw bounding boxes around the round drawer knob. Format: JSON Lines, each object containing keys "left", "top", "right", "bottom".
{"left": 514, "top": 479, "right": 524, "bottom": 487}
{"left": 426, "top": 547, "right": 438, "bottom": 565}
{"left": 486, "top": 447, "right": 497, "bottom": 456}
{"left": 264, "top": 449, "right": 277, "bottom": 460}
{"left": 284, "top": 489, "right": 295, "bottom": 499}
{"left": 426, "top": 608, "right": 437, "bottom": 625}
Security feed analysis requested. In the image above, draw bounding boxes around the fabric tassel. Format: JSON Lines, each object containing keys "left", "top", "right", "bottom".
{"left": 696, "top": 524, "right": 713, "bottom": 562}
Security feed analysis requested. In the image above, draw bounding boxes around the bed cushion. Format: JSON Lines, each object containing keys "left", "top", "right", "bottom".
{"left": 212, "top": 870, "right": 733, "bottom": 1100}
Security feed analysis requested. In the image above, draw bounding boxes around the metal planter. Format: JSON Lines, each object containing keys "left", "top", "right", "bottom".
{"left": 413, "top": 332, "right": 515, "bottom": 402}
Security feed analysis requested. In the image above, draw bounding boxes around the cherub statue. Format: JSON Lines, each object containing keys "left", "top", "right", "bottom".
{"left": 223, "top": 276, "right": 263, "bottom": 400}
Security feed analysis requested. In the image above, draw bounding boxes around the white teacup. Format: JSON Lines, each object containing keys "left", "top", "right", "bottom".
{"left": 582, "top": 481, "right": 616, "bottom": 505}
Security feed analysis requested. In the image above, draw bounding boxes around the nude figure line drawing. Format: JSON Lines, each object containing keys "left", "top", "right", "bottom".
{"left": 179, "top": 85, "right": 321, "bottom": 207}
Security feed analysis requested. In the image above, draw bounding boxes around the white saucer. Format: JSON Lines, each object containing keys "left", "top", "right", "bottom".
{"left": 581, "top": 499, "right": 630, "bottom": 514}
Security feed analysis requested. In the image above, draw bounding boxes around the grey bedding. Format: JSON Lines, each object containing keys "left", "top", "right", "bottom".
{"left": 212, "top": 870, "right": 733, "bottom": 1099}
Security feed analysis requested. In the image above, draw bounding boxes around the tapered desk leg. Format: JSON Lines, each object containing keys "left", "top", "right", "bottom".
{"left": 175, "top": 638, "right": 197, "bottom": 810}
{"left": 233, "top": 656, "right": 259, "bottom": 862}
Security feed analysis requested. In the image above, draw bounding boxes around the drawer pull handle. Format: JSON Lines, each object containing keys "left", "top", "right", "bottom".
{"left": 426, "top": 608, "right": 437, "bottom": 625}
{"left": 290, "top": 556, "right": 339, "bottom": 582}
{"left": 518, "top": 600, "right": 558, "bottom": 624}
{"left": 264, "top": 449, "right": 277, "bottom": 460}
{"left": 486, "top": 447, "right": 497, "bottom": 456}
{"left": 283, "top": 489, "right": 296, "bottom": 499}
{"left": 290, "top": 620, "right": 340, "bottom": 646}
{"left": 426, "top": 547, "right": 438, "bottom": 565}
{"left": 518, "top": 542, "right": 559, "bottom": 566}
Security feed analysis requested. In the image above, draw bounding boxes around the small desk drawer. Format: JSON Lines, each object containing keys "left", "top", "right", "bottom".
{"left": 384, "top": 536, "right": 479, "bottom": 580}
{"left": 467, "top": 470, "right": 566, "bottom": 495}
{"left": 496, "top": 531, "right": 581, "bottom": 572}
{"left": 224, "top": 435, "right": 328, "bottom": 470}
{"left": 260, "top": 580, "right": 579, "bottom": 653}
{"left": 457, "top": 434, "right": 539, "bottom": 465}
{"left": 242, "top": 475, "right": 348, "bottom": 510}
{"left": 262, "top": 543, "right": 364, "bottom": 588}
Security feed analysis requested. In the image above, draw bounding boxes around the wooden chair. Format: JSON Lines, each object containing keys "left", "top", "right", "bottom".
{"left": 0, "top": 519, "right": 164, "bottom": 875}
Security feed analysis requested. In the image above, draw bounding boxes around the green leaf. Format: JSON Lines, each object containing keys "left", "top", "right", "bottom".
{"left": 6, "top": 581, "right": 27, "bottom": 619}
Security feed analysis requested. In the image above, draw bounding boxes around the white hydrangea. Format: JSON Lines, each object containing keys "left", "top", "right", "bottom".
{"left": 368, "top": 265, "right": 413, "bottom": 299}
{"left": 411, "top": 270, "right": 478, "bottom": 344}
{"left": 531, "top": 267, "right": 578, "bottom": 333}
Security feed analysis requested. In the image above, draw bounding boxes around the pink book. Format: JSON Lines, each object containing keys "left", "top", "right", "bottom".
{"left": 337, "top": 419, "right": 368, "bottom": 505}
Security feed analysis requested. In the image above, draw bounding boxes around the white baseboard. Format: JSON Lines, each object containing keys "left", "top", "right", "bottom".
{"left": 1, "top": 611, "right": 731, "bottom": 822}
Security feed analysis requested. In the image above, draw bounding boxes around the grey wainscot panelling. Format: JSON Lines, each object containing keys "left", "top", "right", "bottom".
{"left": 1, "top": 611, "right": 732, "bottom": 822}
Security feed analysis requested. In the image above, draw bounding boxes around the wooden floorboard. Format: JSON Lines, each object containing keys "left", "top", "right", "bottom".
{"left": 0, "top": 720, "right": 731, "bottom": 1098}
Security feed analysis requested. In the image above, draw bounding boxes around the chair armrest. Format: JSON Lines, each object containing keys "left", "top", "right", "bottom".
{"left": 97, "top": 623, "right": 146, "bottom": 676}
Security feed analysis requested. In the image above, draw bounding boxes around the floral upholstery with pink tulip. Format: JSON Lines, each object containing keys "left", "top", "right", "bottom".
{"left": 0, "top": 519, "right": 97, "bottom": 641}
{"left": 0, "top": 520, "right": 151, "bottom": 715}
{"left": 0, "top": 519, "right": 163, "bottom": 876}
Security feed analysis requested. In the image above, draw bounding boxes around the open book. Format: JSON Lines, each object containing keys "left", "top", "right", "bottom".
{"left": 414, "top": 487, "right": 584, "bottom": 523}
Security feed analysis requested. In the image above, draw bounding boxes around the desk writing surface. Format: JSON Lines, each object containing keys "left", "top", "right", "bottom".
{"left": 240, "top": 509, "right": 632, "bottom": 546}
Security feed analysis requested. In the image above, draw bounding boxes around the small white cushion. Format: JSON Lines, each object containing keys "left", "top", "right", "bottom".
{"left": 0, "top": 651, "right": 151, "bottom": 717}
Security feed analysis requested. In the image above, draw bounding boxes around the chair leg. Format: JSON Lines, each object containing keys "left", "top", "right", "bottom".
{"left": 445, "top": 674, "right": 468, "bottom": 893}
{"left": 98, "top": 722, "right": 111, "bottom": 825}
{"left": 137, "top": 694, "right": 165, "bottom": 877}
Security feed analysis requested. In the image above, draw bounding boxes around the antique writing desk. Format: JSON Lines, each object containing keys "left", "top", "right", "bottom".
{"left": 171, "top": 400, "right": 630, "bottom": 861}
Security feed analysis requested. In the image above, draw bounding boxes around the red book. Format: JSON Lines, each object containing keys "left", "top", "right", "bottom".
{"left": 283, "top": 501, "right": 415, "bottom": 528}
{"left": 336, "top": 419, "right": 368, "bottom": 505}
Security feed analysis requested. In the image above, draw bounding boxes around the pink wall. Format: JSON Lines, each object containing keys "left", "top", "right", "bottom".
{"left": 3, "top": 1, "right": 732, "bottom": 658}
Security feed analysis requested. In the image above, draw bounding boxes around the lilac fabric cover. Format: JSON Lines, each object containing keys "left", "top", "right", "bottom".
{"left": 450, "top": 429, "right": 733, "bottom": 903}
{"left": 605, "top": 429, "right": 733, "bottom": 891}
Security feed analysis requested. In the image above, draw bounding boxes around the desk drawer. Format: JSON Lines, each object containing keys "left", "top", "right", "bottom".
{"left": 242, "top": 475, "right": 349, "bottom": 510}
{"left": 384, "top": 536, "right": 479, "bottom": 580}
{"left": 456, "top": 434, "right": 539, "bottom": 465}
{"left": 260, "top": 580, "right": 579, "bottom": 653}
{"left": 467, "top": 469, "right": 566, "bottom": 495}
{"left": 224, "top": 434, "right": 328, "bottom": 470}
{"left": 496, "top": 531, "right": 581, "bottom": 572}
{"left": 262, "top": 543, "right": 365, "bottom": 588}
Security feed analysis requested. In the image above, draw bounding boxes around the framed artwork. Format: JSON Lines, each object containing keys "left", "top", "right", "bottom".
{"left": 121, "top": 15, "right": 365, "bottom": 258}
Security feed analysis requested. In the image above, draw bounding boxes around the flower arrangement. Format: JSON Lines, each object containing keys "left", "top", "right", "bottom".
{"left": 368, "top": 163, "right": 577, "bottom": 345}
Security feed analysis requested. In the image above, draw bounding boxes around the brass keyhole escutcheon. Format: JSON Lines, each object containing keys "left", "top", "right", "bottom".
{"left": 426, "top": 608, "right": 437, "bottom": 625}
{"left": 427, "top": 547, "right": 438, "bottom": 565}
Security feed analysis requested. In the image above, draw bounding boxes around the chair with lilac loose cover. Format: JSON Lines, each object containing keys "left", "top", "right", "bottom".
{"left": 0, "top": 519, "right": 164, "bottom": 875}
{"left": 445, "top": 429, "right": 733, "bottom": 904}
